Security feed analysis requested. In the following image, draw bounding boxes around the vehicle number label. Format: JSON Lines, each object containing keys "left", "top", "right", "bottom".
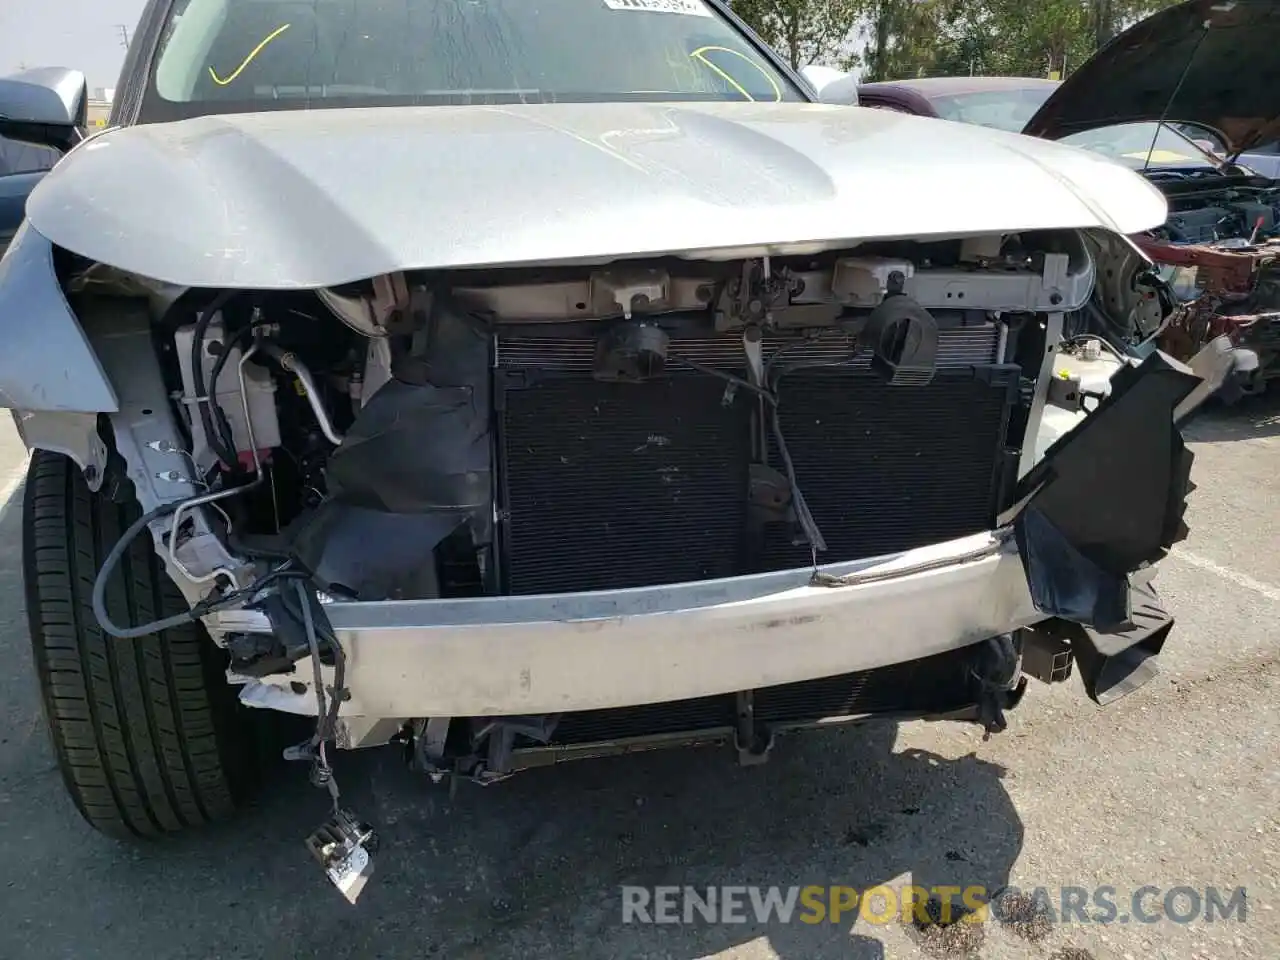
{"left": 602, "top": 0, "right": 713, "bottom": 16}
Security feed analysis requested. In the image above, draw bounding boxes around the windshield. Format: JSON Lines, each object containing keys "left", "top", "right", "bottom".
{"left": 929, "top": 86, "right": 1056, "bottom": 133}
{"left": 1058, "top": 122, "right": 1223, "bottom": 171}
{"left": 928, "top": 85, "right": 1225, "bottom": 170}
{"left": 144, "top": 0, "right": 802, "bottom": 119}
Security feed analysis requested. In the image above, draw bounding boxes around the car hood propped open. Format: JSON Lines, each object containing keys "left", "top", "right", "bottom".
{"left": 25, "top": 100, "right": 1166, "bottom": 289}
{"left": 1023, "top": 0, "right": 1280, "bottom": 159}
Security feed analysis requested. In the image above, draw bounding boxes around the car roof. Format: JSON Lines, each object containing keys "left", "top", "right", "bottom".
{"left": 860, "top": 76, "right": 1060, "bottom": 98}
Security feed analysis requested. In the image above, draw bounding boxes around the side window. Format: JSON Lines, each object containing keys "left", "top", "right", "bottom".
{"left": 0, "top": 136, "right": 59, "bottom": 176}
{"left": 864, "top": 101, "right": 915, "bottom": 115}
{"left": 1173, "top": 124, "right": 1226, "bottom": 155}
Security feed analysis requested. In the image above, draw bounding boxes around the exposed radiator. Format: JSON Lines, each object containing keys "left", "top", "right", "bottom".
{"left": 759, "top": 371, "right": 1015, "bottom": 570}
{"left": 496, "top": 326, "right": 1017, "bottom": 596}
{"left": 498, "top": 375, "right": 752, "bottom": 595}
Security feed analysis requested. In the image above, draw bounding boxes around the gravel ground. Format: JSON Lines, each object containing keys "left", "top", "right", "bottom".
{"left": 0, "top": 400, "right": 1277, "bottom": 960}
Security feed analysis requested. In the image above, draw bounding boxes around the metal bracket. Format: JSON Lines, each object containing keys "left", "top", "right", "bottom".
{"left": 734, "top": 690, "right": 774, "bottom": 766}
{"left": 1019, "top": 311, "right": 1066, "bottom": 479}
{"left": 333, "top": 717, "right": 408, "bottom": 751}
{"left": 792, "top": 244, "right": 1094, "bottom": 314}
{"left": 1019, "top": 628, "right": 1075, "bottom": 684}
{"left": 81, "top": 302, "right": 248, "bottom": 607}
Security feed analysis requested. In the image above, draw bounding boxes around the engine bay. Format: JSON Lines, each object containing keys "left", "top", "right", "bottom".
{"left": 1152, "top": 179, "right": 1280, "bottom": 244}
{"left": 101, "top": 230, "right": 1113, "bottom": 624}
{"left": 1136, "top": 175, "right": 1280, "bottom": 393}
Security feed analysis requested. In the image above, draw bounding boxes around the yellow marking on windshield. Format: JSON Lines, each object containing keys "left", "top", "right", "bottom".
{"left": 208, "top": 23, "right": 292, "bottom": 86}
{"left": 689, "top": 46, "right": 782, "bottom": 103}
{"left": 1123, "top": 149, "right": 1196, "bottom": 163}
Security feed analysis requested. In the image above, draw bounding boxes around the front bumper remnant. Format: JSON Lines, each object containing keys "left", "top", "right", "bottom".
{"left": 220, "top": 530, "right": 1042, "bottom": 718}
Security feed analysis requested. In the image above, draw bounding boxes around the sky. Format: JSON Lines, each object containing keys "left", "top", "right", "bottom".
{"left": 0, "top": 0, "right": 147, "bottom": 93}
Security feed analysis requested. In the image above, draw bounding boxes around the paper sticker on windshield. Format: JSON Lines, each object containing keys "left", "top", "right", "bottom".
{"left": 603, "top": 0, "right": 713, "bottom": 16}
{"left": 1123, "top": 149, "right": 1195, "bottom": 164}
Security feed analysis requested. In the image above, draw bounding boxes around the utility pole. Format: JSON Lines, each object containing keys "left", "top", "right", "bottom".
{"left": 114, "top": 24, "right": 132, "bottom": 49}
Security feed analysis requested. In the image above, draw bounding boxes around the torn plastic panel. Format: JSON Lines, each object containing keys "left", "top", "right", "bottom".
{"left": 1016, "top": 508, "right": 1134, "bottom": 631}
{"left": 969, "top": 633, "right": 1027, "bottom": 738}
{"left": 288, "top": 506, "right": 455, "bottom": 601}
{"left": 1012, "top": 350, "right": 1200, "bottom": 633}
{"left": 1010, "top": 348, "right": 1211, "bottom": 705}
{"left": 285, "top": 303, "right": 491, "bottom": 600}
{"left": 324, "top": 378, "right": 489, "bottom": 514}
{"left": 1030, "top": 581, "right": 1174, "bottom": 705}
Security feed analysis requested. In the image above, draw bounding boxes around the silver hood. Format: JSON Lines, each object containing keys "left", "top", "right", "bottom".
{"left": 27, "top": 101, "right": 1168, "bottom": 289}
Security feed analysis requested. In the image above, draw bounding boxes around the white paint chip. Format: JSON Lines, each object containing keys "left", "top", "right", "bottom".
{"left": 602, "top": 0, "right": 712, "bottom": 16}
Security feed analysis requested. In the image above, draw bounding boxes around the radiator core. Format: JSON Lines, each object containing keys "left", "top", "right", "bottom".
{"left": 496, "top": 326, "right": 1016, "bottom": 595}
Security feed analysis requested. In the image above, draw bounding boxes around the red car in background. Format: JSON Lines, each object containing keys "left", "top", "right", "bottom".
{"left": 816, "top": 0, "right": 1280, "bottom": 397}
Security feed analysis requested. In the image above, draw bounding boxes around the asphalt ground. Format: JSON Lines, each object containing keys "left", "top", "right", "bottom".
{"left": 0, "top": 400, "right": 1276, "bottom": 960}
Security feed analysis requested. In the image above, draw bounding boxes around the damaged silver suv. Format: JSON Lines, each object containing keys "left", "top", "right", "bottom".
{"left": 0, "top": 0, "right": 1234, "bottom": 896}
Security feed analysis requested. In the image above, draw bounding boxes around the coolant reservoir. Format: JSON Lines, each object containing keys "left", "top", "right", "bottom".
{"left": 1031, "top": 345, "right": 1129, "bottom": 468}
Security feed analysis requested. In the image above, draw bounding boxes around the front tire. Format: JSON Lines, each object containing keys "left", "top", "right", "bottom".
{"left": 23, "top": 451, "right": 255, "bottom": 838}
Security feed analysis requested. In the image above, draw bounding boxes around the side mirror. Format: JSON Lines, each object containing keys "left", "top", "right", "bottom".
{"left": 0, "top": 67, "right": 88, "bottom": 154}
{"left": 800, "top": 66, "right": 858, "bottom": 106}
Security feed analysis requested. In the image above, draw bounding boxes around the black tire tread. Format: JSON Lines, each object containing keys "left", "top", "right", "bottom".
{"left": 24, "top": 450, "right": 251, "bottom": 839}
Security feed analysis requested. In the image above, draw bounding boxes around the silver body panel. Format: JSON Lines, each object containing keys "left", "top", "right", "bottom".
{"left": 26, "top": 101, "right": 1166, "bottom": 289}
{"left": 0, "top": 224, "right": 118, "bottom": 412}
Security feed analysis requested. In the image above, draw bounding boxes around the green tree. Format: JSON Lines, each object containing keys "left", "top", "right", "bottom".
{"left": 930, "top": 2, "right": 999, "bottom": 76}
{"left": 986, "top": 0, "right": 1092, "bottom": 76}
{"left": 853, "top": 0, "right": 1189, "bottom": 83}
{"left": 731, "top": 0, "right": 863, "bottom": 69}
{"left": 859, "top": 0, "right": 951, "bottom": 81}
{"left": 1093, "top": 0, "right": 1184, "bottom": 49}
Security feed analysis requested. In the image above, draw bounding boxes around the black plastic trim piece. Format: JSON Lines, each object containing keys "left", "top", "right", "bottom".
{"left": 1014, "top": 350, "right": 1200, "bottom": 629}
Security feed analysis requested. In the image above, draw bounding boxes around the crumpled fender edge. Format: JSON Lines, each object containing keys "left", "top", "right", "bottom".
{"left": 0, "top": 222, "right": 118, "bottom": 413}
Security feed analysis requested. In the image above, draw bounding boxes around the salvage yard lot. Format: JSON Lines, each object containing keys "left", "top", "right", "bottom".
{"left": 0, "top": 405, "right": 1277, "bottom": 960}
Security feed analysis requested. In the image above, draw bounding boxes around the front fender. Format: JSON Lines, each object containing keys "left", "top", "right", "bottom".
{"left": 0, "top": 221, "right": 117, "bottom": 412}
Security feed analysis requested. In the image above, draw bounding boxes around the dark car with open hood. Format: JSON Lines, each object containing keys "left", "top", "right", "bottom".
{"left": 0, "top": 0, "right": 1233, "bottom": 902}
{"left": 833, "top": 0, "right": 1280, "bottom": 398}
